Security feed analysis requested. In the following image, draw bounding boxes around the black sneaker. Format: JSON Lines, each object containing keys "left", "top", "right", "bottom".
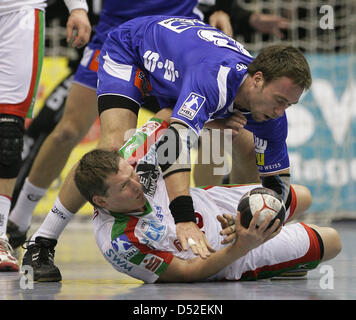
{"left": 6, "top": 220, "right": 28, "bottom": 250}
{"left": 22, "top": 237, "right": 62, "bottom": 282}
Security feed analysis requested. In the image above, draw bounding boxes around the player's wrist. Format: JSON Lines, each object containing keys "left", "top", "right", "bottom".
{"left": 64, "top": 0, "right": 88, "bottom": 13}
{"left": 169, "top": 196, "right": 196, "bottom": 224}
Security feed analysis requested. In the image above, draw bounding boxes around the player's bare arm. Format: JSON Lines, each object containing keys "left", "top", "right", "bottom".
{"left": 159, "top": 118, "right": 215, "bottom": 258}
{"left": 158, "top": 211, "right": 281, "bottom": 282}
{"left": 66, "top": 8, "right": 91, "bottom": 48}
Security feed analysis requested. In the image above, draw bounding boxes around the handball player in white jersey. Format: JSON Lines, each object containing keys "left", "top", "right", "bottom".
{"left": 0, "top": 0, "right": 91, "bottom": 271}
{"left": 74, "top": 118, "right": 341, "bottom": 283}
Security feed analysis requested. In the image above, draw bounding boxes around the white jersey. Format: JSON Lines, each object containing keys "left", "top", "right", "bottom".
{"left": 0, "top": 1, "right": 46, "bottom": 16}
{"left": 93, "top": 118, "right": 321, "bottom": 283}
{"left": 0, "top": 0, "right": 88, "bottom": 16}
{"left": 93, "top": 172, "right": 298, "bottom": 283}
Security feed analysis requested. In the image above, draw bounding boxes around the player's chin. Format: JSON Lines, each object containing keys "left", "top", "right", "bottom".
{"left": 252, "top": 113, "right": 271, "bottom": 122}
{"left": 137, "top": 192, "right": 146, "bottom": 205}
{"left": 251, "top": 113, "right": 265, "bottom": 122}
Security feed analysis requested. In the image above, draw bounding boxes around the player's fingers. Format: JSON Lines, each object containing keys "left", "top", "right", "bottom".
{"left": 223, "top": 213, "right": 235, "bottom": 224}
{"left": 198, "top": 239, "right": 211, "bottom": 259}
{"left": 66, "top": 22, "right": 74, "bottom": 43}
{"left": 220, "top": 224, "right": 235, "bottom": 236}
{"left": 235, "top": 211, "right": 244, "bottom": 230}
{"left": 266, "top": 218, "right": 281, "bottom": 236}
{"left": 179, "top": 236, "right": 189, "bottom": 251}
{"left": 188, "top": 237, "right": 206, "bottom": 257}
{"left": 264, "top": 224, "right": 282, "bottom": 242}
{"left": 201, "top": 234, "right": 215, "bottom": 254}
{"left": 221, "top": 233, "right": 237, "bottom": 245}
{"left": 217, "top": 215, "right": 229, "bottom": 229}
{"left": 232, "top": 112, "right": 247, "bottom": 124}
{"left": 74, "top": 25, "right": 91, "bottom": 48}
{"left": 248, "top": 210, "right": 260, "bottom": 230}
{"left": 257, "top": 213, "right": 274, "bottom": 233}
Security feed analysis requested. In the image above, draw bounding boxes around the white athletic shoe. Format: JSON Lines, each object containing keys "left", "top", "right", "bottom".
{"left": 0, "top": 233, "right": 19, "bottom": 272}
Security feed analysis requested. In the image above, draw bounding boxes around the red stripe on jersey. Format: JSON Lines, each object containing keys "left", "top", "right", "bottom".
{"left": 0, "top": 9, "right": 42, "bottom": 117}
{"left": 125, "top": 216, "right": 173, "bottom": 264}
{"left": 127, "top": 120, "right": 169, "bottom": 168}
{"left": 240, "top": 223, "right": 321, "bottom": 280}
{"left": 286, "top": 185, "right": 297, "bottom": 221}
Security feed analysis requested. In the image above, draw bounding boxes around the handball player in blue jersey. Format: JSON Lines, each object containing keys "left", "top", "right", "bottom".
{"left": 14, "top": 0, "right": 237, "bottom": 282}
{"left": 96, "top": 16, "right": 312, "bottom": 258}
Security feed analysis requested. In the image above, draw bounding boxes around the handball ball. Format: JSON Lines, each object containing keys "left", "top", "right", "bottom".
{"left": 238, "top": 187, "right": 286, "bottom": 229}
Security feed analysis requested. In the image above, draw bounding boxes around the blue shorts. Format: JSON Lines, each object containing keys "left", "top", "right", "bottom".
{"left": 72, "top": 15, "right": 123, "bottom": 89}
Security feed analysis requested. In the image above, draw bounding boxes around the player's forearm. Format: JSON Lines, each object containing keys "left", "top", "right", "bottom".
{"left": 164, "top": 171, "right": 191, "bottom": 201}
{"left": 159, "top": 243, "right": 248, "bottom": 283}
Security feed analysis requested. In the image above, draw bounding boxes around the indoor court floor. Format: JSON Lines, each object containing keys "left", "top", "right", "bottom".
{"left": 1, "top": 216, "right": 355, "bottom": 301}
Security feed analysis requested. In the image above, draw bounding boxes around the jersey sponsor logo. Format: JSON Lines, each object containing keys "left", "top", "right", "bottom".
{"left": 136, "top": 162, "right": 160, "bottom": 197}
{"left": 140, "top": 254, "right": 164, "bottom": 273}
{"left": 197, "top": 29, "right": 252, "bottom": 57}
{"left": 173, "top": 239, "right": 183, "bottom": 252}
{"left": 111, "top": 234, "right": 139, "bottom": 260}
{"left": 134, "top": 68, "right": 152, "bottom": 97}
{"left": 138, "top": 120, "right": 161, "bottom": 136}
{"left": 254, "top": 136, "right": 267, "bottom": 166}
{"left": 177, "top": 92, "right": 206, "bottom": 120}
{"left": 105, "top": 248, "right": 133, "bottom": 272}
{"left": 258, "top": 162, "right": 282, "bottom": 172}
{"left": 158, "top": 17, "right": 210, "bottom": 34}
{"left": 236, "top": 63, "right": 248, "bottom": 71}
{"left": 154, "top": 205, "right": 164, "bottom": 222}
{"left": 88, "top": 49, "right": 101, "bottom": 72}
{"left": 139, "top": 219, "right": 166, "bottom": 242}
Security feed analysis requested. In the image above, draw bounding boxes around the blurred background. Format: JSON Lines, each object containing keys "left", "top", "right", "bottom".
{"left": 31, "top": 0, "right": 356, "bottom": 223}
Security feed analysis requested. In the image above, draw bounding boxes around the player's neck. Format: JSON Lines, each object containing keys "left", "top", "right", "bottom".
{"left": 234, "top": 76, "right": 252, "bottom": 111}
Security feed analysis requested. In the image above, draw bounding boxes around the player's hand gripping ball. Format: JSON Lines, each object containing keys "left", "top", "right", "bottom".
{"left": 238, "top": 187, "right": 286, "bottom": 229}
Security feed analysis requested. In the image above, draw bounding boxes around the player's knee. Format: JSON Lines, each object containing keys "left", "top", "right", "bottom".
{"left": 51, "top": 120, "right": 84, "bottom": 147}
{"left": 0, "top": 114, "right": 25, "bottom": 178}
{"left": 324, "top": 227, "right": 342, "bottom": 260}
{"left": 296, "top": 185, "right": 312, "bottom": 212}
{"left": 311, "top": 225, "right": 342, "bottom": 261}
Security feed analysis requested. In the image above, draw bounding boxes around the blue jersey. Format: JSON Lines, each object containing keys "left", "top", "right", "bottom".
{"left": 97, "top": 15, "right": 289, "bottom": 174}
{"left": 94, "top": 1, "right": 201, "bottom": 43}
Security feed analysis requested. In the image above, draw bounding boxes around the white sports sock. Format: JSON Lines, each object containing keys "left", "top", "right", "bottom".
{"left": 9, "top": 178, "right": 47, "bottom": 232}
{"left": 0, "top": 195, "right": 11, "bottom": 235}
{"left": 30, "top": 197, "right": 75, "bottom": 242}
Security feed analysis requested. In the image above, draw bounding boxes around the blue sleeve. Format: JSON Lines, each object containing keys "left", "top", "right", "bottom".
{"left": 246, "top": 114, "right": 290, "bottom": 174}
{"left": 170, "top": 68, "right": 220, "bottom": 135}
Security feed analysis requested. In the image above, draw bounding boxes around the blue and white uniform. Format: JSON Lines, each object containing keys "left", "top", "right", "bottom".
{"left": 97, "top": 15, "right": 289, "bottom": 175}
{"left": 73, "top": 1, "right": 201, "bottom": 89}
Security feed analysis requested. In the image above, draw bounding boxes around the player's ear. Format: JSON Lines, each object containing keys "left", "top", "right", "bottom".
{"left": 253, "top": 71, "right": 264, "bottom": 88}
{"left": 92, "top": 195, "right": 107, "bottom": 208}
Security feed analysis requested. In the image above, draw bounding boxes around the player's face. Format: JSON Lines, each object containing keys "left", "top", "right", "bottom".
{"left": 249, "top": 75, "right": 303, "bottom": 122}
{"left": 101, "top": 159, "right": 146, "bottom": 213}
